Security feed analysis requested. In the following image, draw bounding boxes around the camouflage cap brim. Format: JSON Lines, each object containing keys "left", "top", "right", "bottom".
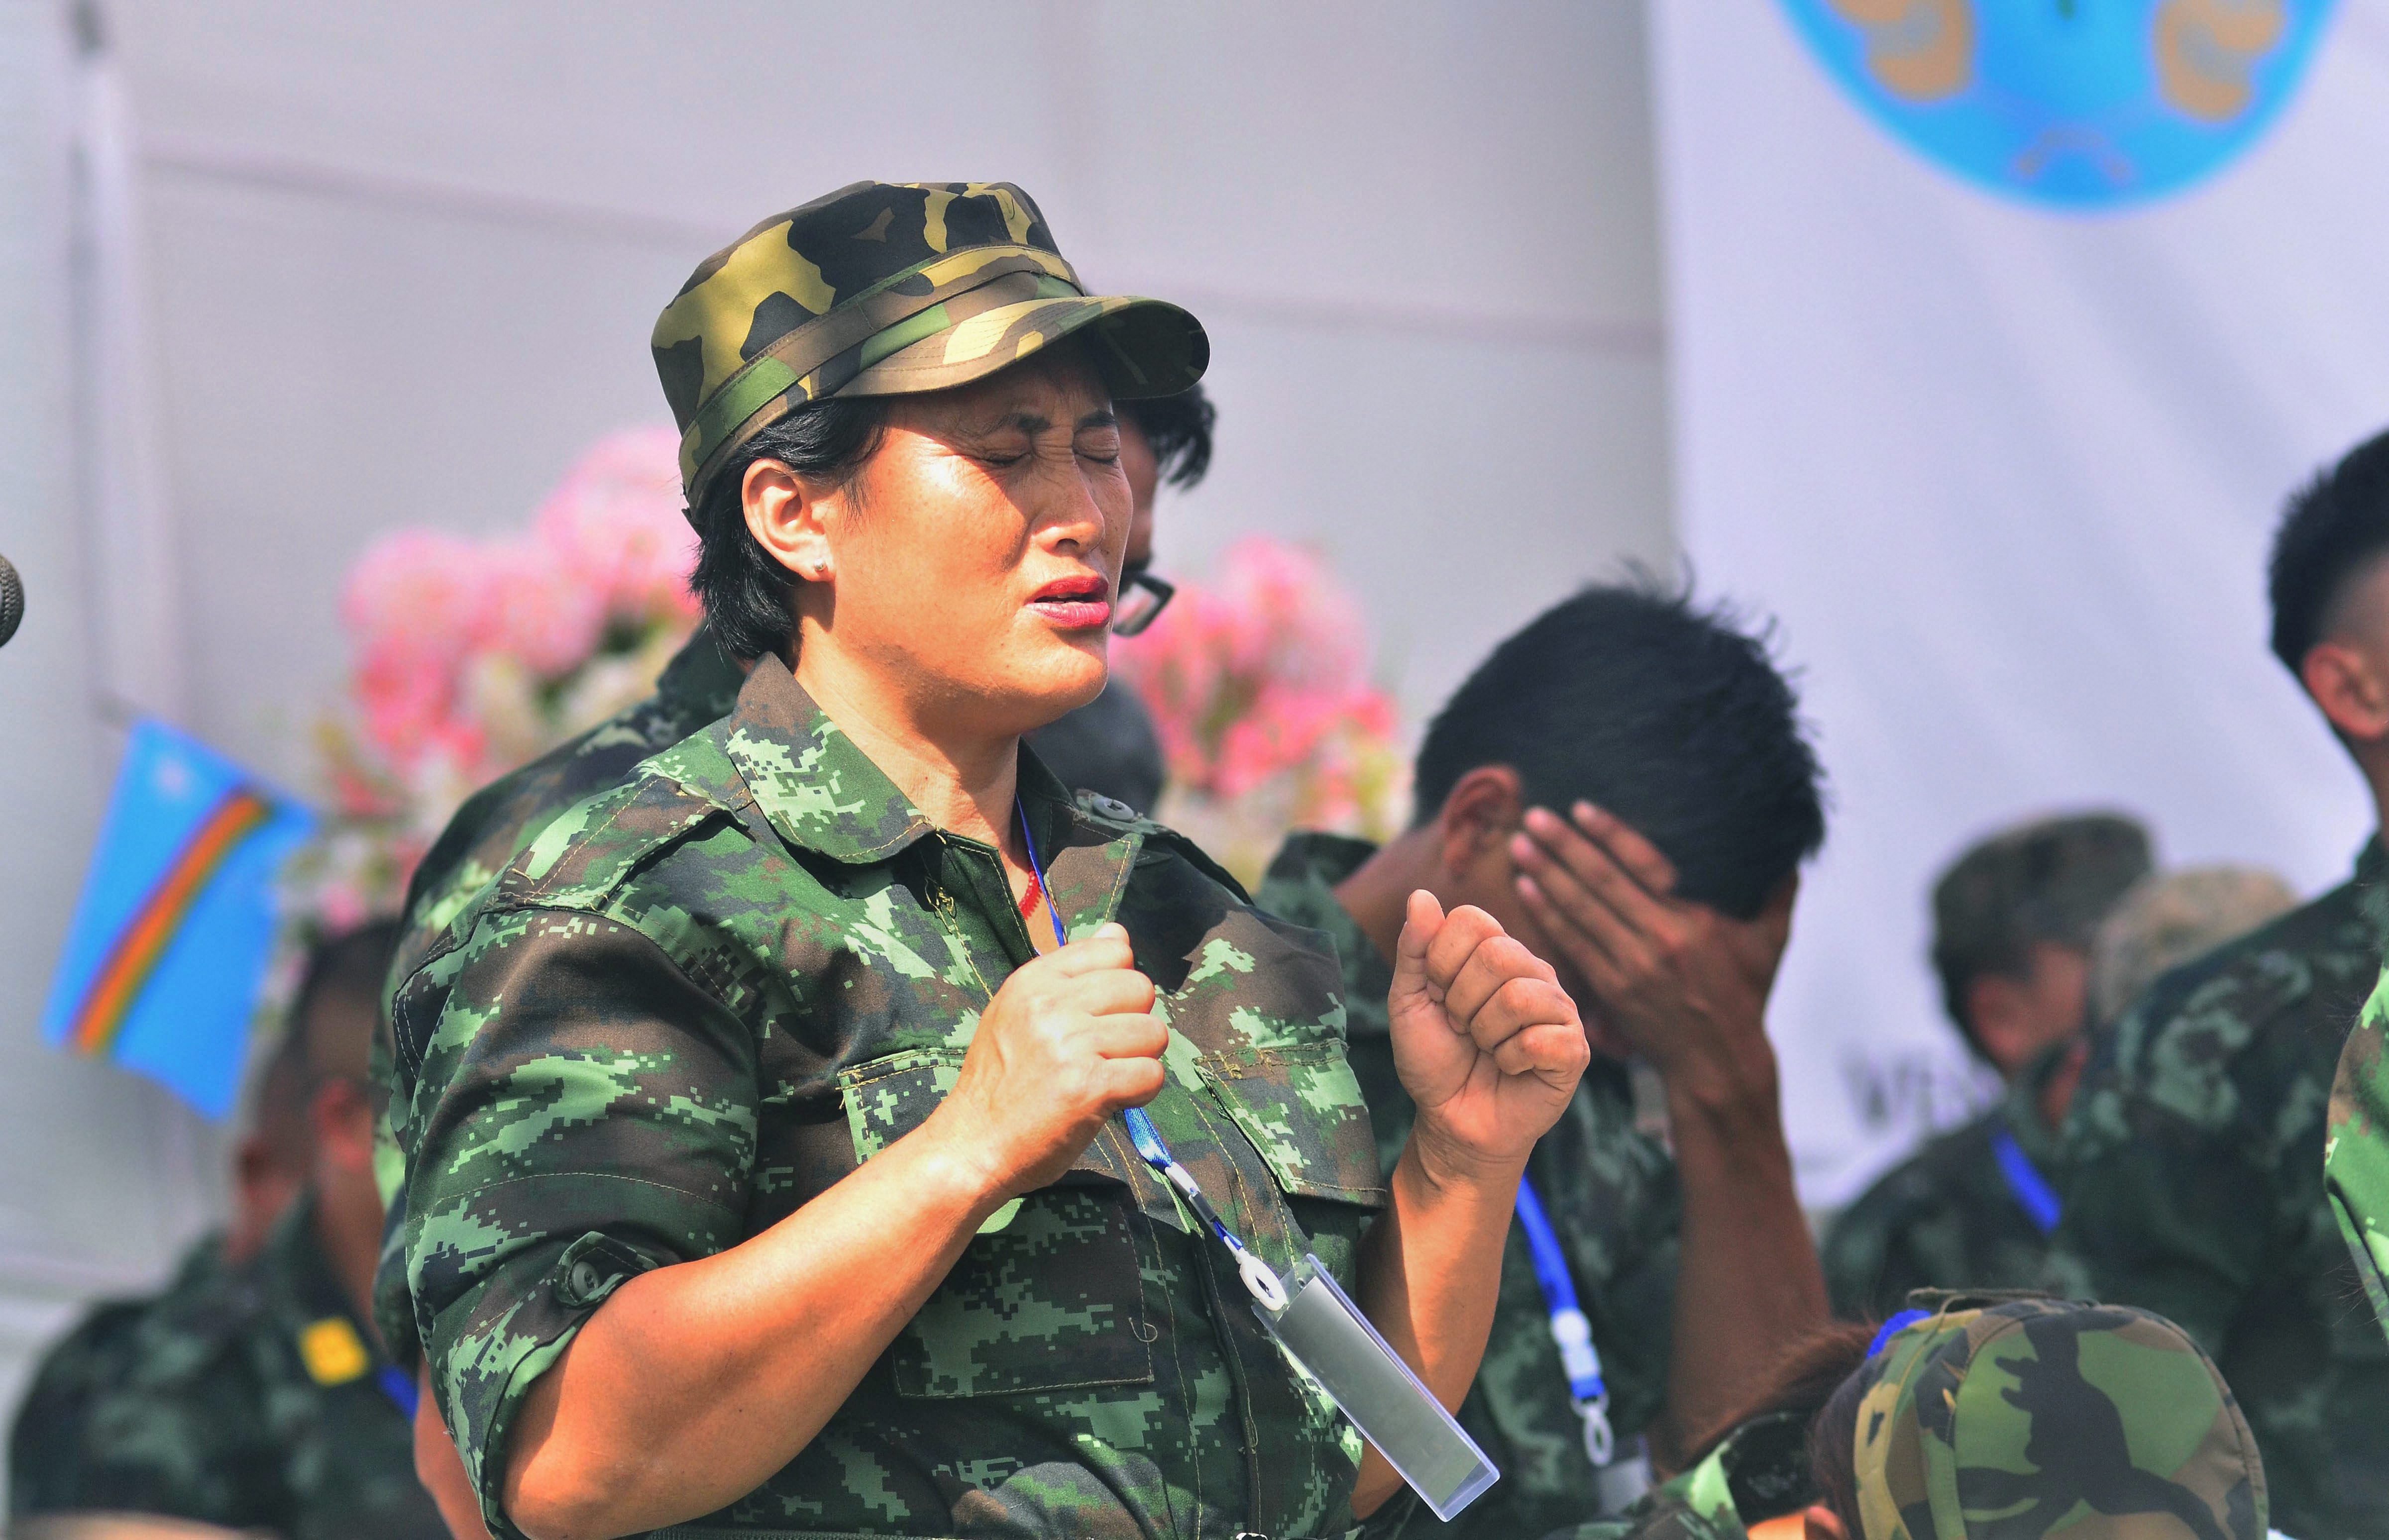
{"left": 1850, "top": 1295, "right": 2265, "bottom": 1540}
{"left": 842, "top": 292, "right": 1205, "bottom": 402}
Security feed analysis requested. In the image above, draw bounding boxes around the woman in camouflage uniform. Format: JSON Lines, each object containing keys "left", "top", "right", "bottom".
{"left": 390, "top": 181, "right": 1589, "bottom": 1540}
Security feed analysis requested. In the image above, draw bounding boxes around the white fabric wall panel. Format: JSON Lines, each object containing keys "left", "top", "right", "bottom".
{"left": 0, "top": 0, "right": 225, "bottom": 1456}
{"left": 1650, "top": 2, "right": 2389, "bottom": 1202}
{"left": 113, "top": 0, "right": 1675, "bottom": 778}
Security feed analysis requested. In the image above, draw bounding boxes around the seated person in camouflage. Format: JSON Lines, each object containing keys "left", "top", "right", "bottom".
{"left": 1258, "top": 583, "right": 1829, "bottom": 1535}
{"left": 1796, "top": 1296, "right": 2266, "bottom": 1540}
{"left": 1537, "top": 1321, "right": 1872, "bottom": 1540}
{"left": 1823, "top": 815, "right": 2152, "bottom": 1319}
{"left": 7, "top": 1003, "right": 310, "bottom": 1519}
{"left": 12, "top": 922, "right": 444, "bottom": 1540}
{"left": 390, "top": 180, "right": 1593, "bottom": 1540}
{"left": 1547, "top": 1292, "right": 2267, "bottom": 1540}
{"left": 2048, "top": 425, "right": 2389, "bottom": 1540}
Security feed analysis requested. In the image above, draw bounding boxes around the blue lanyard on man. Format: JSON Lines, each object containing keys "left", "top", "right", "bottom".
{"left": 1512, "top": 1174, "right": 1616, "bottom": 1463}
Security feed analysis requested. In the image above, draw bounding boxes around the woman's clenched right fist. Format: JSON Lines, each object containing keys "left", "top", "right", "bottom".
{"left": 922, "top": 923, "right": 1169, "bottom": 1199}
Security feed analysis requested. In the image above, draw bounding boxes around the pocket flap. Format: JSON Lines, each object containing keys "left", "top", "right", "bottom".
{"left": 838, "top": 1048, "right": 1142, "bottom": 1195}
{"left": 1199, "top": 1043, "right": 1390, "bottom": 1208}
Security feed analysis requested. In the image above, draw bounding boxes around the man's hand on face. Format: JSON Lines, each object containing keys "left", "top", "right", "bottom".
{"left": 1507, "top": 802, "right": 1794, "bottom": 1112}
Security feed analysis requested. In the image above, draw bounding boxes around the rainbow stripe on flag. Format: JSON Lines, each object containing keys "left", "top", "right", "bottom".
{"left": 40, "top": 719, "right": 315, "bottom": 1117}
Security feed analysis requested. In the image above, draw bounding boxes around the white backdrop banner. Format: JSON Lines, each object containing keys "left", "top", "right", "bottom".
{"left": 1648, "top": 1, "right": 2389, "bottom": 1203}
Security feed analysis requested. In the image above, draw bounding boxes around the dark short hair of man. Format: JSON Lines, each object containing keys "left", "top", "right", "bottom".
{"left": 1412, "top": 580, "right": 1826, "bottom": 920}
{"left": 1119, "top": 382, "right": 1214, "bottom": 490}
{"left": 293, "top": 918, "right": 406, "bottom": 1088}
{"left": 2269, "top": 424, "right": 2389, "bottom": 676}
{"left": 1928, "top": 813, "right": 2153, "bottom": 1046}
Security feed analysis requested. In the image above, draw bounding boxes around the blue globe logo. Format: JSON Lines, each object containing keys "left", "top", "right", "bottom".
{"left": 1777, "top": 0, "right": 2337, "bottom": 208}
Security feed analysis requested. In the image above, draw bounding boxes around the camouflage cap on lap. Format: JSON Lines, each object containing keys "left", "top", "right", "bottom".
{"left": 1851, "top": 1293, "right": 2264, "bottom": 1540}
{"left": 653, "top": 180, "right": 1208, "bottom": 510}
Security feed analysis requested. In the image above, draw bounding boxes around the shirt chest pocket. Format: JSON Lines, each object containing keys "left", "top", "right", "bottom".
{"left": 838, "top": 1048, "right": 1157, "bottom": 1398}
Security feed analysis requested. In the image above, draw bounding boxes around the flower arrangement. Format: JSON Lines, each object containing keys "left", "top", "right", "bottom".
{"left": 295, "top": 427, "right": 698, "bottom": 929}
{"left": 1113, "top": 535, "right": 1408, "bottom": 886}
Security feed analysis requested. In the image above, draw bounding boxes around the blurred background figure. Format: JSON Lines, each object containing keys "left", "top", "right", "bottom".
{"left": 1261, "top": 580, "right": 1829, "bottom": 1530}
{"left": 2051, "top": 427, "right": 2389, "bottom": 1540}
{"left": 1822, "top": 814, "right": 2152, "bottom": 1319}
{"left": 1026, "top": 383, "right": 1213, "bottom": 813}
{"left": 2083, "top": 866, "right": 2299, "bottom": 1032}
{"left": 10, "top": 920, "right": 444, "bottom": 1540}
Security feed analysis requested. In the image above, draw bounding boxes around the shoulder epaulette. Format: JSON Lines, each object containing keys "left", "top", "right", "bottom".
{"left": 1074, "top": 793, "right": 1256, "bottom": 907}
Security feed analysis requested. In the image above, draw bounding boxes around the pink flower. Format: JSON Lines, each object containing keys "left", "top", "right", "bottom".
{"left": 318, "top": 425, "right": 701, "bottom": 927}
{"left": 1114, "top": 535, "right": 1401, "bottom": 819}
{"left": 478, "top": 535, "right": 605, "bottom": 676}
{"left": 534, "top": 427, "right": 701, "bottom": 627}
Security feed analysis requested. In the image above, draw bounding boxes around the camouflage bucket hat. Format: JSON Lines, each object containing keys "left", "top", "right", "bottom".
{"left": 1851, "top": 1294, "right": 2265, "bottom": 1540}
{"left": 652, "top": 180, "right": 1208, "bottom": 511}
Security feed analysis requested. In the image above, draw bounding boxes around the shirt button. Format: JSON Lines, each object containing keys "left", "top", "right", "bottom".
{"left": 569, "top": 1260, "right": 603, "bottom": 1300}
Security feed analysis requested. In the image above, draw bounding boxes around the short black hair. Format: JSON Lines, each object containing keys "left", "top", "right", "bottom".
{"left": 291, "top": 918, "right": 404, "bottom": 1087}
{"left": 1412, "top": 579, "right": 1826, "bottom": 920}
{"left": 1929, "top": 813, "right": 2152, "bottom": 1048}
{"left": 2269, "top": 425, "right": 2389, "bottom": 675}
{"left": 1120, "top": 382, "right": 1214, "bottom": 491}
{"left": 687, "top": 398, "right": 888, "bottom": 661}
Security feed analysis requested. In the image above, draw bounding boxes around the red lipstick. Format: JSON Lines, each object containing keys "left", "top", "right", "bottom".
{"left": 1028, "top": 573, "right": 1112, "bottom": 631}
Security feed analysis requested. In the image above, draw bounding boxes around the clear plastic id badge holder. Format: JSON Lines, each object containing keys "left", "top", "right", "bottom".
{"left": 1013, "top": 814, "right": 1497, "bottom": 1522}
{"left": 1255, "top": 1251, "right": 1500, "bottom": 1521}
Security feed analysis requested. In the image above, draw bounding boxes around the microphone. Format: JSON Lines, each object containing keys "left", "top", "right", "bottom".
{"left": 0, "top": 552, "right": 20, "bottom": 649}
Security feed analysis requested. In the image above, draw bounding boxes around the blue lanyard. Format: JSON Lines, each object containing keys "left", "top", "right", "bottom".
{"left": 1016, "top": 803, "right": 1285, "bottom": 1310}
{"left": 1514, "top": 1173, "right": 1617, "bottom": 1464}
{"left": 1988, "top": 1125, "right": 2062, "bottom": 1235}
{"left": 376, "top": 1362, "right": 419, "bottom": 1420}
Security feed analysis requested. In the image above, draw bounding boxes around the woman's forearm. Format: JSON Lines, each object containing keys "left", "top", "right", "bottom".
{"left": 500, "top": 1124, "right": 1007, "bottom": 1540}
{"left": 1349, "top": 1132, "right": 1522, "bottom": 1517}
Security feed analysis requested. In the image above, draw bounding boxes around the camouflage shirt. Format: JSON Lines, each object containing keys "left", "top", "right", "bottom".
{"left": 1256, "top": 833, "right": 1679, "bottom": 1540}
{"left": 391, "top": 657, "right": 1396, "bottom": 1540}
{"left": 1821, "top": 1052, "right": 2065, "bottom": 1321}
{"left": 2047, "top": 838, "right": 2389, "bottom": 1539}
{"left": 8, "top": 1196, "right": 441, "bottom": 1539}
{"left": 1537, "top": 1412, "right": 1813, "bottom": 1540}
{"left": 370, "top": 625, "right": 745, "bottom": 1371}
{"left": 2326, "top": 965, "right": 2389, "bottom": 1342}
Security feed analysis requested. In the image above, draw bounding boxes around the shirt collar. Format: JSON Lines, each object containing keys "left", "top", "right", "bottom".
{"left": 721, "top": 652, "right": 1086, "bottom": 870}
{"left": 654, "top": 624, "right": 747, "bottom": 721}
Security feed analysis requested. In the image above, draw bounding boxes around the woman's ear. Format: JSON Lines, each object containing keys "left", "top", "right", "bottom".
{"left": 742, "top": 457, "right": 838, "bottom": 584}
{"left": 1800, "top": 1502, "right": 1847, "bottom": 1540}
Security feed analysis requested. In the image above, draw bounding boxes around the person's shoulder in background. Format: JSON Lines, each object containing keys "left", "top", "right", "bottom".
{"left": 1821, "top": 1109, "right": 2021, "bottom": 1320}
{"left": 2065, "top": 855, "right": 2380, "bottom": 1159}
{"left": 7, "top": 1233, "right": 282, "bottom": 1529}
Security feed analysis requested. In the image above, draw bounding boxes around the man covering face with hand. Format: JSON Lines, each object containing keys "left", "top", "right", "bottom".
{"left": 1257, "top": 580, "right": 1829, "bottom": 1538}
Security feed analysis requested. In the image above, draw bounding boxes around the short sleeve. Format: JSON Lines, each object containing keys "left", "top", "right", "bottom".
{"left": 399, "top": 907, "right": 758, "bottom": 1537}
